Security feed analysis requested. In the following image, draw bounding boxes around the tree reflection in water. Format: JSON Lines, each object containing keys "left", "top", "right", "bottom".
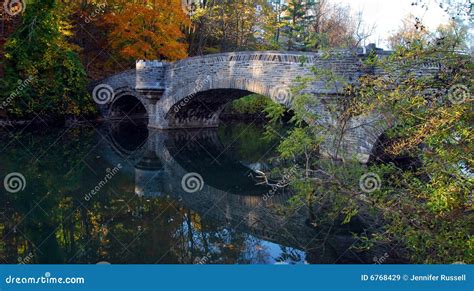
{"left": 0, "top": 120, "right": 396, "bottom": 264}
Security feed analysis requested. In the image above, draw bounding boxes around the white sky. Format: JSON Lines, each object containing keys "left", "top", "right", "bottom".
{"left": 331, "top": 0, "right": 452, "bottom": 48}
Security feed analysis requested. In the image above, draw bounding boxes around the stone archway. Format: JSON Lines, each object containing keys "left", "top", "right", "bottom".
{"left": 97, "top": 50, "right": 434, "bottom": 163}
{"left": 165, "top": 89, "right": 254, "bottom": 129}
{"left": 109, "top": 94, "right": 148, "bottom": 121}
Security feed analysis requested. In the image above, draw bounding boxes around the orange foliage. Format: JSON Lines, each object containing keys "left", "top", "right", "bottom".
{"left": 104, "top": 1, "right": 189, "bottom": 61}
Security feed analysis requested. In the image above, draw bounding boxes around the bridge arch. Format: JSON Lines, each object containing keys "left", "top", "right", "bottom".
{"left": 152, "top": 51, "right": 334, "bottom": 129}
{"left": 96, "top": 50, "right": 421, "bottom": 163}
{"left": 162, "top": 71, "right": 298, "bottom": 129}
{"left": 108, "top": 89, "right": 149, "bottom": 121}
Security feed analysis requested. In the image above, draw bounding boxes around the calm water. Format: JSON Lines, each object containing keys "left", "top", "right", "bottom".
{"left": 0, "top": 120, "right": 386, "bottom": 264}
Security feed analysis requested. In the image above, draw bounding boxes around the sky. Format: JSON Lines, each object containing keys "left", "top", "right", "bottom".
{"left": 331, "top": 0, "right": 453, "bottom": 49}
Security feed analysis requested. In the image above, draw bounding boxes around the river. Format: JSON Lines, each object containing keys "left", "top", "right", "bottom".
{"left": 0, "top": 119, "right": 393, "bottom": 264}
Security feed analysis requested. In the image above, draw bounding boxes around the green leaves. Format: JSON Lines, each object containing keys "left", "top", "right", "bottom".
{"left": 277, "top": 127, "right": 319, "bottom": 159}
{"left": 259, "top": 18, "right": 473, "bottom": 263}
{"left": 263, "top": 101, "right": 286, "bottom": 124}
{"left": 1, "top": 0, "right": 94, "bottom": 118}
{"left": 230, "top": 94, "right": 272, "bottom": 114}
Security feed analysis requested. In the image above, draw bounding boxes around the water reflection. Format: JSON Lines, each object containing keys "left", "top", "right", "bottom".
{"left": 0, "top": 120, "right": 393, "bottom": 264}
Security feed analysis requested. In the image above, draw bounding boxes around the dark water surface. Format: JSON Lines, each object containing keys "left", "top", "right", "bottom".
{"left": 0, "top": 120, "right": 384, "bottom": 264}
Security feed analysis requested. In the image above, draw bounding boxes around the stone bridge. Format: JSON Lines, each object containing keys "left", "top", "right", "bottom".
{"left": 95, "top": 48, "right": 436, "bottom": 163}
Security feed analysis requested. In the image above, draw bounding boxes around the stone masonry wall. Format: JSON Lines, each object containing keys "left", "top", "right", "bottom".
{"left": 96, "top": 49, "right": 437, "bottom": 163}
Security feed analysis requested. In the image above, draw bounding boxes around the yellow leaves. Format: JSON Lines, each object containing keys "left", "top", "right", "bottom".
{"left": 58, "top": 19, "right": 74, "bottom": 37}
{"left": 103, "top": 0, "right": 189, "bottom": 61}
{"left": 388, "top": 108, "right": 464, "bottom": 155}
{"left": 427, "top": 180, "right": 465, "bottom": 213}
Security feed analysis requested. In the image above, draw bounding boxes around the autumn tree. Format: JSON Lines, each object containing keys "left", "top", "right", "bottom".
{"left": 275, "top": 0, "right": 364, "bottom": 50}
{"left": 388, "top": 14, "right": 429, "bottom": 49}
{"left": 186, "top": 0, "right": 276, "bottom": 55}
{"left": 260, "top": 11, "right": 472, "bottom": 263}
{"left": 308, "top": 0, "right": 360, "bottom": 49}
{"left": 1, "top": 0, "right": 94, "bottom": 118}
{"left": 103, "top": 0, "right": 190, "bottom": 62}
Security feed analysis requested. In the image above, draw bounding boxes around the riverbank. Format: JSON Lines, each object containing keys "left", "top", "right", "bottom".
{"left": 0, "top": 112, "right": 272, "bottom": 130}
{"left": 0, "top": 116, "right": 103, "bottom": 130}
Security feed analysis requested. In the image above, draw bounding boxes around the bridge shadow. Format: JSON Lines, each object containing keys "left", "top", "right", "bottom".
{"left": 109, "top": 94, "right": 149, "bottom": 121}
{"left": 101, "top": 120, "right": 398, "bottom": 264}
{"left": 166, "top": 89, "right": 254, "bottom": 129}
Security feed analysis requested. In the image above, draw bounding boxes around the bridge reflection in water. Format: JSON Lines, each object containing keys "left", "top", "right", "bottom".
{"left": 104, "top": 120, "right": 393, "bottom": 264}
